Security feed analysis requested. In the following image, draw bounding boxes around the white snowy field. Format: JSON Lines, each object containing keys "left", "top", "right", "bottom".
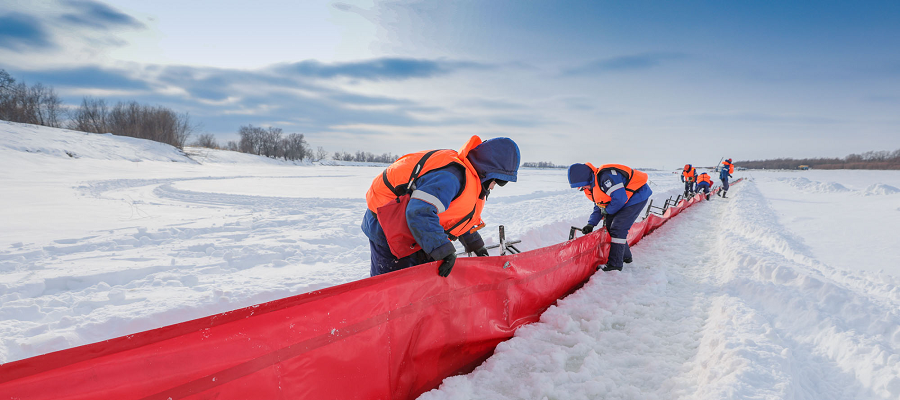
{"left": 2, "top": 121, "right": 899, "bottom": 399}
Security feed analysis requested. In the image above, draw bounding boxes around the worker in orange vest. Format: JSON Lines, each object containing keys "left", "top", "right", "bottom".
{"left": 718, "top": 158, "right": 734, "bottom": 198}
{"left": 681, "top": 164, "right": 696, "bottom": 198}
{"left": 568, "top": 163, "right": 652, "bottom": 271}
{"left": 695, "top": 172, "right": 713, "bottom": 200}
{"left": 362, "top": 136, "right": 520, "bottom": 277}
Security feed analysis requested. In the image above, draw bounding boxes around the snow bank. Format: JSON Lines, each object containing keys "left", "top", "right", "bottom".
{"left": 778, "top": 177, "right": 851, "bottom": 193}
{"left": 860, "top": 183, "right": 900, "bottom": 196}
{"left": 0, "top": 121, "right": 193, "bottom": 163}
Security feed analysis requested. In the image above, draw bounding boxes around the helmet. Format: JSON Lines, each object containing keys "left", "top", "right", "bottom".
{"left": 683, "top": 164, "right": 692, "bottom": 171}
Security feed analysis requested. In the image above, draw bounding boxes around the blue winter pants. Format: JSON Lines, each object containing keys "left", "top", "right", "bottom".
{"left": 696, "top": 183, "right": 710, "bottom": 195}
{"left": 369, "top": 240, "right": 430, "bottom": 277}
{"left": 721, "top": 176, "right": 730, "bottom": 191}
{"left": 604, "top": 199, "right": 648, "bottom": 270}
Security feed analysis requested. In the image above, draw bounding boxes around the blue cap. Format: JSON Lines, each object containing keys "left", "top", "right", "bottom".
{"left": 567, "top": 163, "right": 593, "bottom": 188}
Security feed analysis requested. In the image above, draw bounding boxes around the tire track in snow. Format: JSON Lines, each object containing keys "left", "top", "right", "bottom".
{"left": 708, "top": 181, "right": 900, "bottom": 399}
{"left": 0, "top": 176, "right": 373, "bottom": 363}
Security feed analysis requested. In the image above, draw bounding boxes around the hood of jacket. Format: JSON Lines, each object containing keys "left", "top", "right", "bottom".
{"left": 466, "top": 137, "right": 520, "bottom": 183}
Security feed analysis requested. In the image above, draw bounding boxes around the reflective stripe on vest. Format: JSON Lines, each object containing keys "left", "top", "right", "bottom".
{"left": 581, "top": 163, "right": 648, "bottom": 208}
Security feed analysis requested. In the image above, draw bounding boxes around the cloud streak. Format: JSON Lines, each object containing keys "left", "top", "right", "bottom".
{"left": 0, "top": 13, "right": 54, "bottom": 51}
{"left": 60, "top": 0, "right": 146, "bottom": 30}
{"left": 562, "top": 52, "right": 689, "bottom": 76}
{"left": 18, "top": 66, "right": 150, "bottom": 90}
{"left": 7, "top": 57, "right": 497, "bottom": 136}
{"left": 273, "top": 58, "right": 489, "bottom": 81}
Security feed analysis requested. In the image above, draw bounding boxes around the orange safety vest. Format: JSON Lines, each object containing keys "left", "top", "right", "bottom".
{"left": 682, "top": 165, "right": 696, "bottom": 181}
{"left": 696, "top": 173, "right": 712, "bottom": 185}
{"left": 722, "top": 160, "right": 734, "bottom": 174}
{"left": 582, "top": 163, "right": 649, "bottom": 208}
{"left": 365, "top": 136, "right": 485, "bottom": 238}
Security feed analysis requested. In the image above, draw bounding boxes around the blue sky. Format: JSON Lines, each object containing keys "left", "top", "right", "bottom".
{"left": 2, "top": 0, "right": 898, "bottom": 169}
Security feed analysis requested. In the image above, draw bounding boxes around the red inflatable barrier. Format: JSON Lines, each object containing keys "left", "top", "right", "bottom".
{"left": 0, "top": 182, "right": 737, "bottom": 400}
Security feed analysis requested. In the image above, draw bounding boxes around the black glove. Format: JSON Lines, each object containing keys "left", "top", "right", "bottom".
{"left": 438, "top": 252, "right": 457, "bottom": 277}
{"left": 582, "top": 224, "right": 594, "bottom": 234}
{"left": 473, "top": 247, "right": 490, "bottom": 257}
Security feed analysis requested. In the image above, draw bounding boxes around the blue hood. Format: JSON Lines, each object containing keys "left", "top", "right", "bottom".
{"left": 567, "top": 163, "right": 594, "bottom": 188}
{"left": 466, "top": 137, "right": 520, "bottom": 183}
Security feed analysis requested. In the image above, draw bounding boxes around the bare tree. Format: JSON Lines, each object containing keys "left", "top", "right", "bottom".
{"left": 0, "top": 69, "right": 13, "bottom": 92}
{"left": 238, "top": 125, "right": 266, "bottom": 155}
{"left": 68, "top": 97, "right": 110, "bottom": 133}
{"left": 0, "top": 70, "right": 64, "bottom": 127}
{"left": 315, "top": 146, "right": 328, "bottom": 161}
{"left": 225, "top": 140, "right": 239, "bottom": 151}
{"left": 261, "top": 127, "right": 283, "bottom": 158}
{"left": 35, "top": 84, "right": 64, "bottom": 128}
{"left": 282, "top": 132, "right": 308, "bottom": 161}
{"left": 192, "top": 133, "right": 219, "bottom": 149}
{"left": 68, "top": 98, "right": 196, "bottom": 149}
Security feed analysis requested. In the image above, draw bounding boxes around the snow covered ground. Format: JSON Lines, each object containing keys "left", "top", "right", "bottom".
{"left": 2, "top": 121, "right": 899, "bottom": 399}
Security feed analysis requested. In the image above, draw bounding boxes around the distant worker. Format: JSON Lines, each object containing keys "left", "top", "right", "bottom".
{"left": 718, "top": 158, "right": 734, "bottom": 198}
{"left": 695, "top": 172, "right": 713, "bottom": 200}
{"left": 568, "top": 163, "right": 652, "bottom": 271}
{"left": 681, "top": 164, "right": 696, "bottom": 198}
{"left": 362, "top": 136, "right": 520, "bottom": 278}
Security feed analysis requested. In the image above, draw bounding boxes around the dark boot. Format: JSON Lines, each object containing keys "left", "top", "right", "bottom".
{"left": 600, "top": 264, "right": 623, "bottom": 271}
{"left": 605, "top": 242, "right": 627, "bottom": 271}
{"left": 722, "top": 191, "right": 727, "bottom": 198}
{"left": 623, "top": 257, "right": 633, "bottom": 264}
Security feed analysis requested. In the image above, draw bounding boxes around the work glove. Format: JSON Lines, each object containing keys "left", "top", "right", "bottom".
{"left": 581, "top": 224, "right": 594, "bottom": 234}
{"left": 473, "top": 247, "right": 490, "bottom": 257}
{"left": 438, "top": 252, "right": 457, "bottom": 277}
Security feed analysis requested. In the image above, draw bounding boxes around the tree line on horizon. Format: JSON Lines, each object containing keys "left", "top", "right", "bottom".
{"left": 737, "top": 149, "right": 900, "bottom": 170}
{"left": 2, "top": 69, "right": 195, "bottom": 149}
{"left": 522, "top": 161, "right": 565, "bottom": 168}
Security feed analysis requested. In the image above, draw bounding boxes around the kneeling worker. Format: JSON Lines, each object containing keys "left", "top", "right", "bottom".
{"left": 568, "top": 163, "right": 652, "bottom": 271}
{"left": 695, "top": 172, "right": 713, "bottom": 200}
{"left": 362, "top": 136, "right": 520, "bottom": 277}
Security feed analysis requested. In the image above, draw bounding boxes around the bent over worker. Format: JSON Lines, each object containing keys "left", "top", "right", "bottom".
{"left": 695, "top": 172, "right": 713, "bottom": 200}
{"left": 362, "top": 135, "right": 520, "bottom": 277}
{"left": 719, "top": 158, "right": 734, "bottom": 198}
{"left": 568, "top": 163, "right": 652, "bottom": 271}
{"left": 681, "top": 164, "right": 697, "bottom": 198}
